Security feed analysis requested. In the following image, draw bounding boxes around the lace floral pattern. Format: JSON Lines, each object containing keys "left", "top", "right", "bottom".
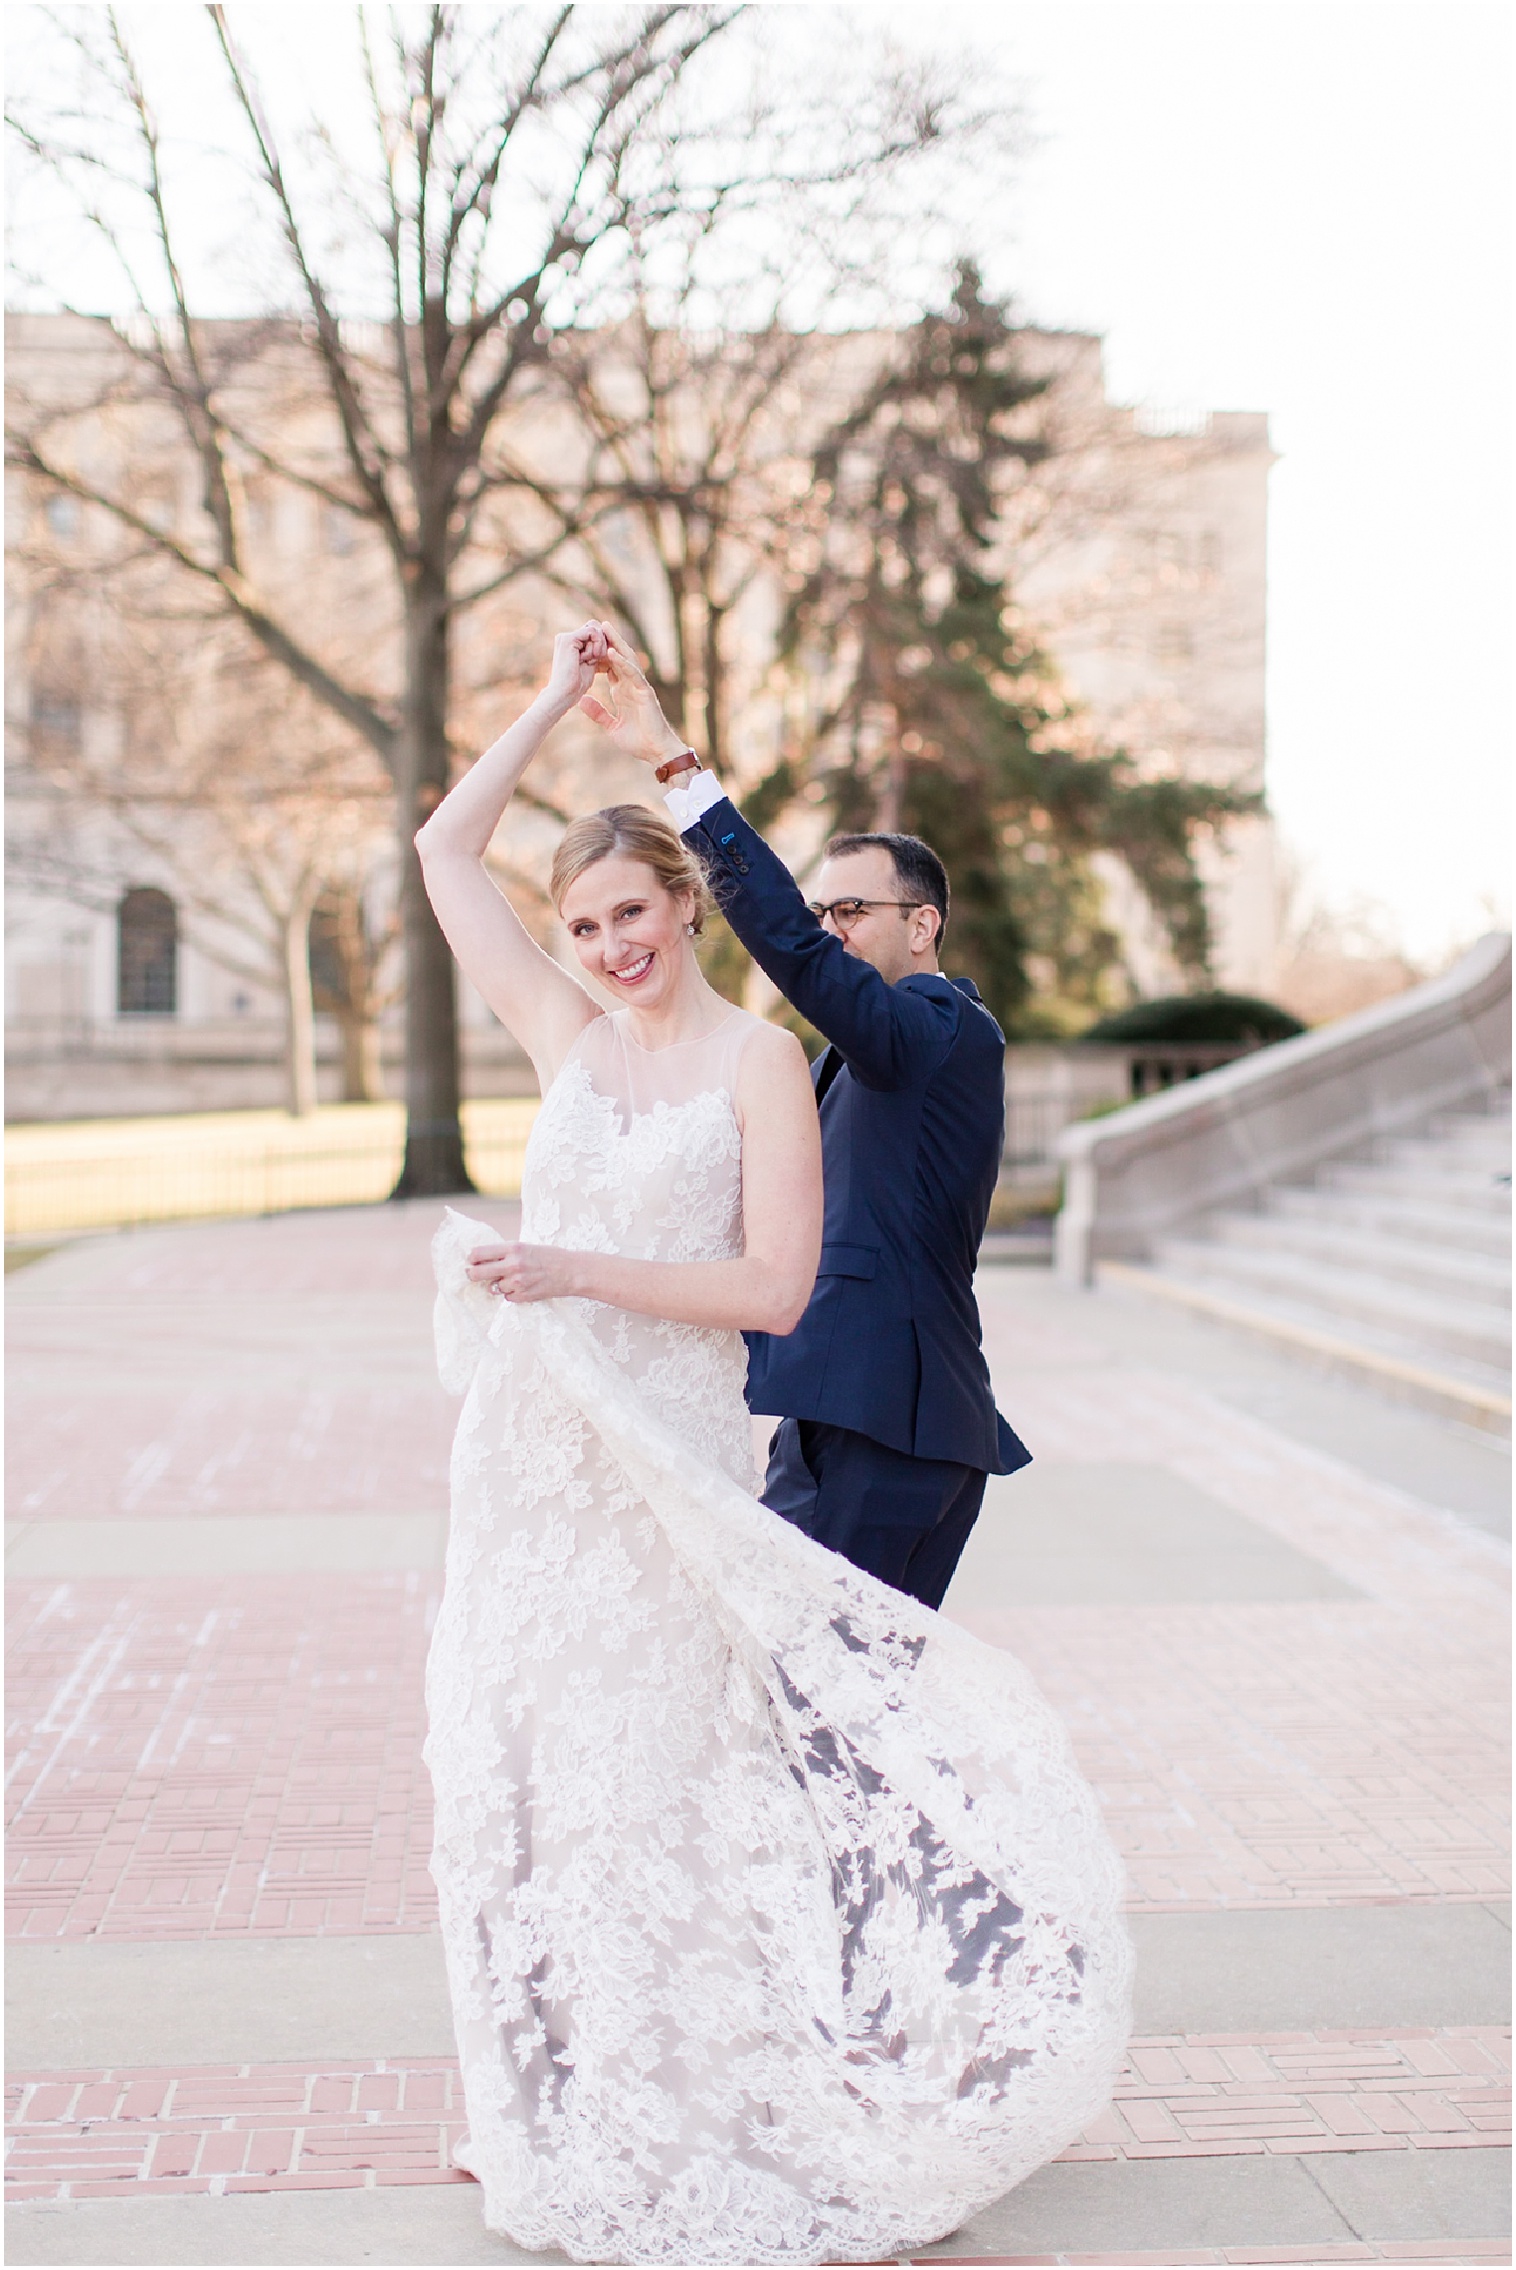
{"left": 425, "top": 1014, "right": 1131, "bottom": 2265}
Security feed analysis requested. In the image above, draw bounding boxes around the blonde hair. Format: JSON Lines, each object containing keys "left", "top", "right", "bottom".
{"left": 550, "top": 803, "right": 714, "bottom": 935}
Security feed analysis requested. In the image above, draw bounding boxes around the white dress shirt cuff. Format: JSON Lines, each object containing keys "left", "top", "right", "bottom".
{"left": 662, "top": 769, "right": 726, "bottom": 830}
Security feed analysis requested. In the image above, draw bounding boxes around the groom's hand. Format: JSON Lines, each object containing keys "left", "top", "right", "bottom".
{"left": 579, "top": 623, "right": 689, "bottom": 770}
{"left": 466, "top": 1241, "right": 582, "bottom": 1302}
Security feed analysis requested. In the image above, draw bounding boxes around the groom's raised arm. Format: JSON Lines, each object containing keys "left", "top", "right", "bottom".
{"left": 666, "top": 777, "right": 955, "bottom": 1091}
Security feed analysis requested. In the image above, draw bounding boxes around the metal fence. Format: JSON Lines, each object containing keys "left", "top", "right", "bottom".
{"left": 6, "top": 1043, "right": 1266, "bottom": 1240}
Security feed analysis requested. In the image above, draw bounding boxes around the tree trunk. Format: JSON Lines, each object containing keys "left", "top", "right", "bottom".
{"left": 392, "top": 569, "right": 472, "bottom": 1197}
{"left": 340, "top": 1012, "right": 383, "bottom": 1103}
{"left": 282, "top": 896, "right": 318, "bottom": 1118}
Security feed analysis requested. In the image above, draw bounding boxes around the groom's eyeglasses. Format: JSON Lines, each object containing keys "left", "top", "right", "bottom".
{"left": 808, "top": 897, "right": 925, "bottom": 933}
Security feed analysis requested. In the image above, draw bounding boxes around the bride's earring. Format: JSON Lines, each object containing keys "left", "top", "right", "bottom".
{"left": 685, "top": 922, "right": 695, "bottom": 936}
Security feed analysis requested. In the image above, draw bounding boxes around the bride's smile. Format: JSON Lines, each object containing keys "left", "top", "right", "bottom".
{"left": 607, "top": 948, "right": 653, "bottom": 986}
{"left": 559, "top": 848, "right": 709, "bottom": 1036}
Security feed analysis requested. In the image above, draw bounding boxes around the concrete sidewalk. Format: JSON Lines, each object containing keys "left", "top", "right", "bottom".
{"left": 6, "top": 1206, "right": 1509, "bottom": 2266}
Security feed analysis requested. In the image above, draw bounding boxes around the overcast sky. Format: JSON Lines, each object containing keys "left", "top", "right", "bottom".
{"left": 882, "top": 0, "right": 1511, "bottom": 961}
{"left": 10, "top": 1, "right": 1511, "bottom": 962}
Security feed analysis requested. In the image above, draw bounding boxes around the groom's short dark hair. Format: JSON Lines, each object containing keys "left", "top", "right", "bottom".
{"left": 824, "top": 831, "right": 950, "bottom": 944}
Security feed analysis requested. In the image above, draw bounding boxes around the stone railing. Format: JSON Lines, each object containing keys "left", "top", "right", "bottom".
{"left": 1000, "top": 1040, "right": 1274, "bottom": 1193}
{"left": 1054, "top": 933, "right": 1512, "bottom": 1284}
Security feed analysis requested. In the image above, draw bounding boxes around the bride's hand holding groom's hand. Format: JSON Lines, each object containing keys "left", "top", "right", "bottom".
{"left": 577, "top": 623, "right": 688, "bottom": 770}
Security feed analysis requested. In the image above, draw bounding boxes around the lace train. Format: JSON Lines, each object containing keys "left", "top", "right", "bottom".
{"left": 426, "top": 1207, "right": 1131, "bottom": 2265}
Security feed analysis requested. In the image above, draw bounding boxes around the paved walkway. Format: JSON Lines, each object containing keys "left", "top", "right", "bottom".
{"left": 6, "top": 1205, "right": 1510, "bottom": 2265}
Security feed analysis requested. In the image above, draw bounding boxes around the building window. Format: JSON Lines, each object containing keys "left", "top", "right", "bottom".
{"left": 117, "top": 887, "right": 178, "bottom": 1015}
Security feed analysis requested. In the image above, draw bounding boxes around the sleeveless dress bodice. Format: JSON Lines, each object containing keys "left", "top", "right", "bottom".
{"left": 517, "top": 1009, "right": 759, "bottom": 1485}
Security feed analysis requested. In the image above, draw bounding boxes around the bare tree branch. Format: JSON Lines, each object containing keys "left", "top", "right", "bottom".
{"left": 6, "top": 433, "right": 399, "bottom": 758}
{"left": 209, "top": 3, "right": 406, "bottom": 555}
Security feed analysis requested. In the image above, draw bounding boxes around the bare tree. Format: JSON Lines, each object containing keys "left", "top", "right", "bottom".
{"left": 7, "top": 4, "right": 973, "bottom": 1190}
{"left": 501, "top": 262, "right": 855, "bottom": 776}
{"left": 309, "top": 881, "right": 401, "bottom": 1105}
{"left": 10, "top": 591, "right": 395, "bottom": 1114}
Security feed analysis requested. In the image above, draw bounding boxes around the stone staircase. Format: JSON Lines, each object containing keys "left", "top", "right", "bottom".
{"left": 1105, "top": 1100, "right": 1512, "bottom": 1431}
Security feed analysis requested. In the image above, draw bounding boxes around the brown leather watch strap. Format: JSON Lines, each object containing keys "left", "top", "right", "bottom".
{"left": 654, "top": 749, "right": 702, "bottom": 786}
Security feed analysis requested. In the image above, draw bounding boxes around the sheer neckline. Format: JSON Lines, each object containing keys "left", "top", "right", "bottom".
{"left": 609, "top": 1004, "right": 746, "bottom": 1056}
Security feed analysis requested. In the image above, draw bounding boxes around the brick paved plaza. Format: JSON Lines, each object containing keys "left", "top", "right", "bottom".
{"left": 6, "top": 1204, "right": 1510, "bottom": 2264}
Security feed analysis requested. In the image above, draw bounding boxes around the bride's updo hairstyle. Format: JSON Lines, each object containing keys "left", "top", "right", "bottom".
{"left": 550, "top": 804, "right": 714, "bottom": 937}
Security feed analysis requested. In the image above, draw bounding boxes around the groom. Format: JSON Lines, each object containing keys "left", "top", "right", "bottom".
{"left": 666, "top": 765, "right": 1030, "bottom": 1607}
{"left": 594, "top": 647, "right": 1030, "bottom": 1609}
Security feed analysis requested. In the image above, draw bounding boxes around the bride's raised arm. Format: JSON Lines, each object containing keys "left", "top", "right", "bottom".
{"left": 414, "top": 624, "right": 607, "bottom": 1087}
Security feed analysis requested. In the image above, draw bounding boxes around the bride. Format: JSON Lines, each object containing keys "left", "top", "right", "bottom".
{"left": 415, "top": 623, "right": 1131, "bottom": 2265}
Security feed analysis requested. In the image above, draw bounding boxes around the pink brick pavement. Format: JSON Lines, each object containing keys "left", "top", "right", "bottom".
{"left": 4, "top": 2054, "right": 471, "bottom": 2200}
{"left": 14, "top": 1198, "right": 520, "bottom": 1303}
{"left": 965, "top": 1279, "right": 1511, "bottom": 1908}
{"left": 7, "top": 2030, "right": 1507, "bottom": 2202}
{"left": 4, "top": 1206, "right": 1510, "bottom": 2255}
{"left": 6, "top": 1206, "right": 1510, "bottom": 1936}
{"left": 9, "top": 1385, "right": 458, "bottom": 1522}
{"left": 6, "top": 1575, "right": 438, "bottom": 1939}
{"left": 7, "top": 1203, "right": 519, "bottom": 1524}
{"left": 9, "top": 1574, "right": 1506, "bottom": 1937}
{"left": 961, "top": 1599, "right": 1509, "bottom": 1909}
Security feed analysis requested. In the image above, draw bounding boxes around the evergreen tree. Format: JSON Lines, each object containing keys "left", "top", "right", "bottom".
{"left": 754, "top": 264, "right": 1259, "bottom": 1033}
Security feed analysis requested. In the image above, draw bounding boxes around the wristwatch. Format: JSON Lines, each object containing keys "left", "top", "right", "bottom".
{"left": 654, "top": 749, "right": 703, "bottom": 786}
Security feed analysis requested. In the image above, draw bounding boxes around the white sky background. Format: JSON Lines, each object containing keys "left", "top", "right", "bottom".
{"left": 7, "top": 1, "right": 1511, "bottom": 964}
{"left": 875, "top": 0, "right": 1512, "bottom": 964}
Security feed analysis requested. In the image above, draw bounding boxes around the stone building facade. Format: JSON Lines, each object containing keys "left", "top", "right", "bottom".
{"left": 5, "top": 312, "right": 1275, "bottom": 1121}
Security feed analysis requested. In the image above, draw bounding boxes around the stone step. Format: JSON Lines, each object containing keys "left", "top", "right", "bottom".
{"left": 1100, "top": 1260, "right": 1512, "bottom": 1434}
{"left": 1154, "top": 1237, "right": 1511, "bottom": 1371}
{"left": 1379, "top": 1130, "right": 1506, "bottom": 1171}
{"left": 1111, "top": 1100, "right": 1513, "bottom": 1433}
{"left": 1270, "top": 1184, "right": 1512, "bottom": 1257}
{"left": 1400, "top": 1107, "right": 1512, "bottom": 1163}
{"left": 1319, "top": 1159, "right": 1511, "bottom": 1213}
{"left": 1211, "top": 1211, "right": 1512, "bottom": 1304}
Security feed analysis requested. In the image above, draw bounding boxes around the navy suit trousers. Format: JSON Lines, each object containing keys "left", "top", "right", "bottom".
{"left": 761, "top": 1418, "right": 987, "bottom": 1613}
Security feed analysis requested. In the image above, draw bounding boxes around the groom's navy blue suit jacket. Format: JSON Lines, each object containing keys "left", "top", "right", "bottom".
{"left": 682, "top": 796, "right": 1031, "bottom": 1479}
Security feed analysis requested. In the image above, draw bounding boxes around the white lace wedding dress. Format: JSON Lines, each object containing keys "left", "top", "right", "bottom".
{"left": 426, "top": 1007, "right": 1131, "bottom": 2265}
